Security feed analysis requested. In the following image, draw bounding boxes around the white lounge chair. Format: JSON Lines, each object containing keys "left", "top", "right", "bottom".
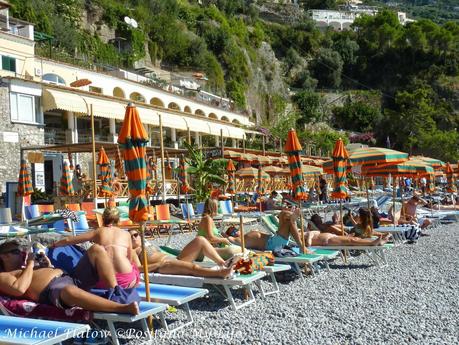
{"left": 0, "top": 315, "right": 90, "bottom": 345}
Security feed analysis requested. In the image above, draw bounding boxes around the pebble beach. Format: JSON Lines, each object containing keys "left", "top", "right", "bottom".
{"left": 138, "top": 222, "right": 459, "bottom": 345}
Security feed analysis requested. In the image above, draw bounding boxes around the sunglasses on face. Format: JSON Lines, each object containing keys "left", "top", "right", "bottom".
{"left": 130, "top": 233, "right": 139, "bottom": 239}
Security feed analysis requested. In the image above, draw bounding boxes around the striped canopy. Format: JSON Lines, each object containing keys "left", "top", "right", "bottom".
{"left": 330, "top": 139, "right": 349, "bottom": 199}
{"left": 18, "top": 160, "right": 33, "bottom": 197}
{"left": 255, "top": 155, "right": 272, "bottom": 165}
{"left": 179, "top": 154, "right": 190, "bottom": 194}
{"left": 114, "top": 146, "right": 125, "bottom": 178}
{"left": 363, "top": 159, "right": 434, "bottom": 177}
{"left": 236, "top": 167, "right": 270, "bottom": 179}
{"left": 118, "top": 104, "right": 149, "bottom": 223}
{"left": 97, "top": 147, "right": 112, "bottom": 197}
{"left": 412, "top": 156, "right": 445, "bottom": 169}
{"left": 264, "top": 165, "right": 288, "bottom": 175}
{"left": 302, "top": 165, "right": 324, "bottom": 177}
{"left": 239, "top": 153, "right": 257, "bottom": 162}
{"left": 445, "top": 163, "right": 457, "bottom": 193}
{"left": 350, "top": 147, "right": 408, "bottom": 166}
{"left": 284, "top": 129, "right": 307, "bottom": 200}
{"left": 224, "top": 150, "right": 242, "bottom": 160}
{"left": 59, "top": 161, "right": 74, "bottom": 196}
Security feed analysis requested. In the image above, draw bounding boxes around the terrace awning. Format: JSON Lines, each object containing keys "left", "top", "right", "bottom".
{"left": 42, "top": 87, "right": 246, "bottom": 139}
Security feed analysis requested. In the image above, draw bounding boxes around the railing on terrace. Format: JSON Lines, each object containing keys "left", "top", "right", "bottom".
{"left": 44, "top": 128, "right": 67, "bottom": 145}
{"left": 0, "top": 15, "right": 34, "bottom": 40}
{"left": 77, "top": 132, "right": 111, "bottom": 144}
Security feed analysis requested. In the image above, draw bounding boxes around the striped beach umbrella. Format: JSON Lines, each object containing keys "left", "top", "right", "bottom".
{"left": 302, "top": 165, "right": 323, "bottom": 177}
{"left": 18, "top": 160, "right": 33, "bottom": 197}
{"left": 322, "top": 159, "right": 352, "bottom": 175}
{"left": 235, "top": 167, "right": 270, "bottom": 180}
{"left": 118, "top": 104, "right": 149, "bottom": 223}
{"left": 97, "top": 147, "right": 112, "bottom": 197}
{"left": 445, "top": 163, "right": 457, "bottom": 193}
{"left": 179, "top": 154, "right": 190, "bottom": 194}
{"left": 59, "top": 161, "right": 74, "bottom": 196}
{"left": 224, "top": 150, "right": 242, "bottom": 160}
{"left": 226, "top": 159, "right": 236, "bottom": 195}
{"left": 412, "top": 156, "right": 445, "bottom": 169}
{"left": 350, "top": 147, "right": 408, "bottom": 166}
{"left": 330, "top": 139, "right": 349, "bottom": 200}
{"left": 362, "top": 159, "right": 434, "bottom": 177}
{"left": 284, "top": 129, "right": 307, "bottom": 200}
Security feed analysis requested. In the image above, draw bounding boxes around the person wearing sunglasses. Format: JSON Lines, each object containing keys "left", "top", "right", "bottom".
{"left": 129, "top": 230, "right": 235, "bottom": 278}
{"left": 0, "top": 240, "right": 139, "bottom": 315}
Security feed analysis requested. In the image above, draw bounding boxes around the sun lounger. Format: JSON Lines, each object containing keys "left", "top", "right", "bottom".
{"left": 0, "top": 315, "right": 90, "bottom": 345}
{"left": 136, "top": 283, "right": 207, "bottom": 332}
{"left": 145, "top": 271, "right": 266, "bottom": 311}
{"left": 376, "top": 224, "right": 420, "bottom": 243}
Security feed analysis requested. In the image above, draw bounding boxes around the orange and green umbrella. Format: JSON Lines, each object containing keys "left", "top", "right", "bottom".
{"left": 350, "top": 147, "right": 408, "bottom": 166}
{"left": 235, "top": 167, "right": 270, "bottom": 179}
{"left": 97, "top": 147, "right": 112, "bottom": 197}
{"left": 226, "top": 159, "right": 236, "bottom": 195}
{"left": 322, "top": 159, "right": 352, "bottom": 175}
{"left": 445, "top": 162, "right": 457, "bottom": 193}
{"left": 412, "top": 156, "right": 445, "bottom": 169}
{"left": 60, "top": 161, "right": 74, "bottom": 196}
{"left": 302, "top": 165, "right": 324, "bottom": 177}
{"left": 362, "top": 159, "right": 434, "bottom": 177}
{"left": 284, "top": 129, "right": 307, "bottom": 200}
{"left": 330, "top": 139, "right": 349, "bottom": 200}
{"left": 118, "top": 104, "right": 149, "bottom": 223}
{"left": 179, "top": 154, "right": 190, "bottom": 194}
{"left": 18, "top": 160, "right": 33, "bottom": 197}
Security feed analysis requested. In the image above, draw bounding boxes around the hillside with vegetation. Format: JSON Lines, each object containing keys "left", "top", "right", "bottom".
{"left": 8, "top": 0, "right": 459, "bottom": 161}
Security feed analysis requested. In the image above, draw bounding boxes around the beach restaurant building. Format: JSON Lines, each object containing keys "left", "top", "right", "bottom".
{"left": 0, "top": 3, "right": 256, "bottom": 195}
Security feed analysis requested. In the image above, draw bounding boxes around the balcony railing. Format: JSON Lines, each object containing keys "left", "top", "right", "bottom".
{"left": 0, "top": 15, "right": 34, "bottom": 40}
{"left": 44, "top": 128, "right": 66, "bottom": 145}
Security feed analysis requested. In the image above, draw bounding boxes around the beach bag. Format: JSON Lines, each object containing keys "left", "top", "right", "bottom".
{"left": 234, "top": 258, "right": 254, "bottom": 275}
{"left": 249, "top": 252, "right": 275, "bottom": 270}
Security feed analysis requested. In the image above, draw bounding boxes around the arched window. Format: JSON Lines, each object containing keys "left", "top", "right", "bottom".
{"left": 43, "top": 73, "right": 65, "bottom": 86}
{"left": 150, "top": 97, "right": 165, "bottom": 107}
{"left": 195, "top": 109, "right": 205, "bottom": 117}
{"left": 208, "top": 113, "right": 218, "bottom": 119}
{"left": 221, "top": 116, "right": 230, "bottom": 122}
{"left": 184, "top": 106, "right": 192, "bottom": 113}
{"left": 130, "top": 92, "right": 145, "bottom": 103}
{"left": 113, "top": 87, "right": 125, "bottom": 98}
{"left": 232, "top": 119, "right": 240, "bottom": 125}
{"left": 168, "top": 102, "right": 181, "bottom": 111}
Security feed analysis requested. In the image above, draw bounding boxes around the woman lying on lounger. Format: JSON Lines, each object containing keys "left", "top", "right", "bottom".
{"left": 129, "top": 229, "right": 234, "bottom": 278}
{"left": 197, "top": 199, "right": 242, "bottom": 259}
{"left": 52, "top": 207, "right": 139, "bottom": 289}
{"left": 227, "top": 209, "right": 387, "bottom": 250}
{"left": 347, "top": 208, "right": 391, "bottom": 239}
{"left": 308, "top": 214, "right": 345, "bottom": 235}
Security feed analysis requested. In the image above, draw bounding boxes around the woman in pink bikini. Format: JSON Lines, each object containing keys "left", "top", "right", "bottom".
{"left": 52, "top": 207, "right": 139, "bottom": 288}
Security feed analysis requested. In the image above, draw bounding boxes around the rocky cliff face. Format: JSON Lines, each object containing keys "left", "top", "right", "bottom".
{"left": 246, "top": 42, "right": 289, "bottom": 124}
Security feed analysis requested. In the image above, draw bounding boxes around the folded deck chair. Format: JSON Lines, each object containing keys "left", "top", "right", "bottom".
{"left": 145, "top": 271, "right": 266, "bottom": 311}
{"left": 0, "top": 314, "right": 90, "bottom": 345}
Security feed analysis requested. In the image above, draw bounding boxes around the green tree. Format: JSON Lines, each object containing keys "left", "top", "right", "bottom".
{"left": 292, "top": 91, "right": 324, "bottom": 125}
{"left": 332, "top": 98, "right": 382, "bottom": 132}
{"left": 183, "top": 142, "right": 227, "bottom": 202}
{"left": 311, "top": 48, "right": 343, "bottom": 89}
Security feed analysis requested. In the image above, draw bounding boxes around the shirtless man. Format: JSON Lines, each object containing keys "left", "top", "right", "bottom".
{"left": 0, "top": 240, "right": 139, "bottom": 315}
{"left": 400, "top": 195, "right": 432, "bottom": 229}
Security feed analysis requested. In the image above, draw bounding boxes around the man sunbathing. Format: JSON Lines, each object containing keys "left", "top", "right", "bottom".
{"left": 0, "top": 240, "right": 139, "bottom": 315}
{"left": 129, "top": 230, "right": 235, "bottom": 278}
{"left": 227, "top": 210, "right": 386, "bottom": 250}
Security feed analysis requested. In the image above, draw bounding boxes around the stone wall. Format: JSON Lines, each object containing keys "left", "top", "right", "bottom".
{"left": 0, "top": 81, "right": 44, "bottom": 193}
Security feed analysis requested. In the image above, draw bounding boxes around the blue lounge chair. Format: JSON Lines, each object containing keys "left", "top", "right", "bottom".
{"left": 0, "top": 314, "right": 90, "bottom": 345}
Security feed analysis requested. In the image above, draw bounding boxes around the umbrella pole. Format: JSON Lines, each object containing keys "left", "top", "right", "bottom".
{"left": 366, "top": 178, "right": 374, "bottom": 233}
{"left": 298, "top": 200, "right": 306, "bottom": 253}
{"left": 90, "top": 104, "right": 98, "bottom": 209}
{"left": 159, "top": 115, "right": 166, "bottom": 204}
{"left": 239, "top": 215, "right": 245, "bottom": 256}
{"left": 140, "top": 222, "right": 153, "bottom": 330}
{"left": 340, "top": 199, "right": 344, "bottom": 236}
{"left": 392, "top": 177, "right": 396, "bottom": 226}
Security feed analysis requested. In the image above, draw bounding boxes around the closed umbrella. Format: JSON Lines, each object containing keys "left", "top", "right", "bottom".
{"left": 114, "top": 146, "right": 125, "bottom": 178}
{"left": 284, "top": 129, "right": 307, "bottom": 252}
{"left": 179, "top": 154, "right": 190, "bottom": 194}
{"left": 331, "top": 139, "right": 349, "bottom": 235}
{"left": 18, "top": 159, "right": 33, "bottom": 220}
{"left": 97, "top": 147, "right": 112, "bottom": 198}
{"left": 60, "top": 161, "right": 74, "bottom": 196}
{"left": 226, "top": 159, "right": 236, "bottom": 195}
{"left": 118, "top": 103, "right": 151, "bottom": 308}
{"left": 445, "top": 163, "right": 457, "bottom": 193}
